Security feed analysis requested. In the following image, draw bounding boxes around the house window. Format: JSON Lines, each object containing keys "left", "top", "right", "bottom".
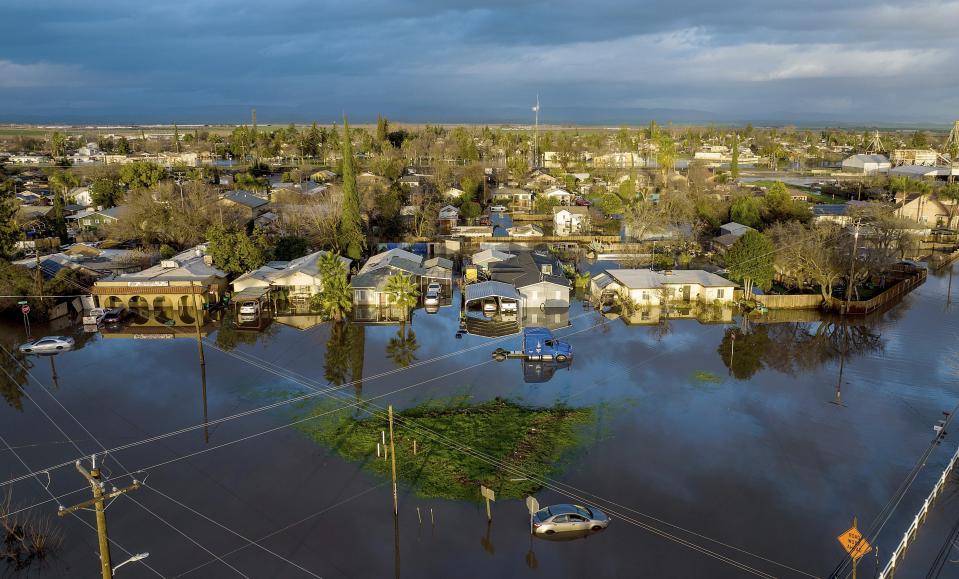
{"left": 553, "top": 290, "right": 562, "bottom": 300}
{"left": 641, "top": 291, "right": 650, "bottom": 301}
{"left": 716, "top": 289, "right": 725, "bottom": 299}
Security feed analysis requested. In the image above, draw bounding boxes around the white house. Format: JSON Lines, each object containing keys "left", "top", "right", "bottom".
{"left": 590, "top": 269, "right": 737, "bottom": 305}
{"left": 471, "top": 249, "right": 515, "bottom": 271}
{"left": 68, "top": 187, "right": 93, "bottom": 207}
{"left": 232, "top": 250, "right": 352, "bottom": 305}
{"left": 553, "top": 206, "right": 590, "bottom": 236}
{"left": 444, "top": 187, "right": 465, "bottom": 199}
{"left": 542, "top": 187, "right": 574, "bottom": 205}
{"left": 841, "top": 154, "right": 891, "bottom": 175}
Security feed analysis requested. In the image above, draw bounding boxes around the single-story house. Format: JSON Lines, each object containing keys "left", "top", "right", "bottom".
{"left": 542, "top": 187, "right": 574, "bottom": 206}
{"left": 69, "top": 206, "right": 124, "bottom": 230}
{"left": 233, "top": 250, "right": 351, "bottom": 309}
{"left": 93, "top": 244, "right": 229, "bottom": 324}
{"left": 352, "top": 248, "right": 453, "bottom": 307}
{"left": 590, "top": 269, "right": 737, "bottom": 305}
{"left": 811, "top": 204, "right": 852, "bottom": 225}
{"left": 68, "top": 187, "right": 94, "bottom": 207}
{"left": 488, "top": 251, "right": 571, "bottom": 309}
{"left": 508, "top": 224, "right": 544, "bottom": 237}
{"left": 712, "top": 222, "right": 755, "bottom": 252}
{"left": 553, "top": 206, "right": 590, "bottom": 235}
{"left": 444, "top": 187, "right": 465, "bottom": 199}
{"left": 218, "top": 190, "right": 270, "bottom": 220}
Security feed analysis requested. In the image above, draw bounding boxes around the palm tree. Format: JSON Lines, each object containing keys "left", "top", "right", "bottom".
{"left": 384, "top": 272, "right": 419, "bottom": 321}
{"left": 310, "top": 251, "right": 353, "bottom": 321}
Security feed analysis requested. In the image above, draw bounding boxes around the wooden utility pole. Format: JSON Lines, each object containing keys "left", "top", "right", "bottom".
{"left": 58, "top": 456, "right": 141, "bottom": 579}
{"left": 189, "top": 281, "right": 205, "bottom": 367}
{"left": 388, "top": 405, "right": 398, "bottom": 515}
{"left": 842, "top": 221, "right": 862, "bottom": 315}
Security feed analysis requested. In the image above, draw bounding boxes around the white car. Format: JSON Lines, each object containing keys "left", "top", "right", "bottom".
{"left": 19, "top": 336, "right": 75, "bottom": 354}
{"left": 238, "top": 302, "right": 259, "bottom": 315}
{"left": 490, "top": 205, "right": 508, "bottom": 213}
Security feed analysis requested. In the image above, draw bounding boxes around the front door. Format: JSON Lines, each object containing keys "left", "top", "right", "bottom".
{"left": 682, "top": 285, "right": 691, "bottom": 301}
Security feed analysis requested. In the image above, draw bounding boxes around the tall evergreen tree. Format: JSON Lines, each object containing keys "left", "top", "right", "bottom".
{"left": 0, "top": 187, "right": 22, "bottom": 259}
{"left": 730, "top": 133, "right": 740, "bottom": 179}
{"left": 340, "top": 116, "right": 366, "bottom": 260}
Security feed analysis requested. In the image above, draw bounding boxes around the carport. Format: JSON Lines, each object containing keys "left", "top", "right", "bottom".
{"left": 465, "top": 280, "right": 522, "bottom": 312}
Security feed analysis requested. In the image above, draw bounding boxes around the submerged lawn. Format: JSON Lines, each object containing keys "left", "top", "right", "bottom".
{"left": 294, "top": 397, "right": 594, "bottom": 501}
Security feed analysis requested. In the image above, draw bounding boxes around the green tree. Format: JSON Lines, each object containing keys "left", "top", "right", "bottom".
{"left": 0, "top": 188, "right": 22, "bottom": 259}
{"left": 272, "top": 235, "right": 309, "bottom": 260}
{"left": 49, "top": 131, "right": 67, "bottom": 158}
{"left": 119, "top": 161, "right": 164, "bottom": 190}
{"left": 376, "top": 114, "right": 389, "bottom": 147}
{"left": 310, "top": 251, "right": 353, "bottom": 321}
{"left": 339, "top": 116, "right": 366, "bottom": 260}
{"left": 726, "top": 230, "right": 775, "bottom": 295}
{"left": 90, "top": 176, "right": 123, "bottom": 208}
{"left": 205, "top": 224, "right": 268, "bottom": 274}
{"left": 384, "top": 272, "right": 419, "bottom": 321}
{"left": 460, "top": 201, "right": 482, "bottom": 223}
{"left": 115, "top": 136, "right": 131, "bottom": 155}
{"left": 730, "top": 196, "right": 762, "bottom": 229}
{"left": 730, "top": 133, "right": 740, "bottom": 180}
{"left": 656, "top": 134, "right": 676, "bottom": 183}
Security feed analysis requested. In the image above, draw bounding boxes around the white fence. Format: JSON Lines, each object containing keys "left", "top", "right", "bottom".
{"left": 878, "top": 444, "right": 959, "bottom": 578}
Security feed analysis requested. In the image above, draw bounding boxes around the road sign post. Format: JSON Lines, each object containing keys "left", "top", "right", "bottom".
{"left": 526, "top": 496, "right": 540, "bottom": 534}
{"left": 837, "top": 517, "right": 872, "bottom": 579}
{"left": 480, "top": 485, "right": 495, "bottom": 521}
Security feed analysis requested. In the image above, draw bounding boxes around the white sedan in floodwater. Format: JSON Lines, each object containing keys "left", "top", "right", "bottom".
{"left": 19, "top": 336, "right": 75, "bottom": 354}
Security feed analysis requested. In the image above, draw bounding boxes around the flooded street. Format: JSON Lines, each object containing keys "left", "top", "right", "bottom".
{"left": 2, "top": 264, "right": 958, "bottom": 578}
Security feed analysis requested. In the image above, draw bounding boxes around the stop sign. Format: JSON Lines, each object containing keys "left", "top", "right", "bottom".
{"left": 21, "top": 305, "right": 30, "bottom": 315}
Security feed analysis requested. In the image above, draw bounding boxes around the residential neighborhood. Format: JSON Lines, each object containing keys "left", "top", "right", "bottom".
{"left": 2, "top": 3, "right": 959, "bottom": 575}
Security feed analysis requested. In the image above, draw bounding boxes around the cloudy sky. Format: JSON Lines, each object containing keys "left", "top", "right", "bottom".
{"left": 1, "top": 0, "right": 957, "bottom": 126}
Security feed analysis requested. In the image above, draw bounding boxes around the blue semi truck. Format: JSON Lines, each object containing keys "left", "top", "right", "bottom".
{"left": 492, "top": 327, "right": 573, "bottom": 363}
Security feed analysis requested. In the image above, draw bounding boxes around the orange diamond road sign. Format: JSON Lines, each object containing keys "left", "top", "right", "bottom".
{"left": 837, "top": 526, "right": 872, "bottom": 560}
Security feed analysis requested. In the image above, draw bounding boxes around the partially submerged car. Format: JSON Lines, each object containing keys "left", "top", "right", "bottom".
{"left": 19, "top": 336, "right": 76, "bottom": 354}
{"left": 532, "top": 504, "right": 609, "bottom": 535}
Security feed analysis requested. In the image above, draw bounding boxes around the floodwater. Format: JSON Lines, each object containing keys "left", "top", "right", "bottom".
{"left": 1, "top": 263, "right": 958, "bottom": 578}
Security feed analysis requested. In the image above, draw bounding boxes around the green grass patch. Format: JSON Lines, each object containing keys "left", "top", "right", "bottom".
{"left": 692, "top": 371, "right": 723, "bottom": 384}
{"left": 807, "top": 192, "right": 846, "bottom": 204}
{"left": 294, "top": 397, "right": 594, "bottom": 501}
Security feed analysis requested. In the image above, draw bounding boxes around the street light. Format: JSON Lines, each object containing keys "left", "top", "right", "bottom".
{"left": 113, "top": 552, "right": 149, "bottom": 574}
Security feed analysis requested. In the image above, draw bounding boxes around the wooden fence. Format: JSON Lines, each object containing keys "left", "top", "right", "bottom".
{"left": 753, "top": 293, "right": 824, "bottom": 310}
{"left": 877, "top": 443, "right": 959, "bottom": 579}
{"left": 931, "top": 248, "right": 959, "bottom": 272}
{"left": 829, "top": 269, "right": 927, "bottom": 315}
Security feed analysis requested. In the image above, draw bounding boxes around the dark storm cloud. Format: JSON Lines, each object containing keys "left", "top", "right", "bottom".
{"left": 1, "top": 0, "right": 956, "bottom": 124}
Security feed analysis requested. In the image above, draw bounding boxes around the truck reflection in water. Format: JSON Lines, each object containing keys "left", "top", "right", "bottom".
{"left": 523, "top": 359, "right": 571, "bottom": 383}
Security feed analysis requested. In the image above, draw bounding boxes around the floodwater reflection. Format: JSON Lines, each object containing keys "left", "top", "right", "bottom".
{"left": 719, "top": 319, "right": 884, "bottom": 380}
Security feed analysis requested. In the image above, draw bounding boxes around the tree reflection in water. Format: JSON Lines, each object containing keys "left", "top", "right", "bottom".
{"left": 719, "top": 319, "right": 884, "bottom": 380}
{"left": 324, "top": 322, "right": 365, "bottom": 398}
{"left": 385, "top": 323, "right": 419, "bottom": 369}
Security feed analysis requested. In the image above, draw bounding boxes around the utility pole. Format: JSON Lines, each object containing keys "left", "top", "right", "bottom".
{"left": 843, "top": 221, "right": 861, "bottom": 315}
{"left": 34, "top": 249, "right": 43, "bottom": 301}
{"left": 58, "top": 456, "right": 141, "bottom": 579}
{"left": 531, "top": 95, "right": 540, "bottom": 169}
{"left": 388, "top": 405, "right": 398, "bottom": 515}
{"left": 189, "top": 281, "right": 205, "bottom": 367}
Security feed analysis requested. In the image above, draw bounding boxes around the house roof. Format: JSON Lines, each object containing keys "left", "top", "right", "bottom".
{"left": 350, "top": 268, "right": 395, "bottom": 290}
{"left": 604, "top": 268, "right": 736, "bottom": 289}
{"left": 472, "top": 249, "right": 514, "bottom": 266}
{"left": 719, "top": 222, "right": 752, "bottom": 236}
{"left": 812, "top": 204, "right": 849, "bottom": 216}
{"left": 222, "top": 190, "right": 268, "bottom": 209}
{"left": 553, "top": 206, "right": 589, "bottom": 216}
{"left": 465, "top": 281, "right": 521, "bottom": 302}
{"left": 111, "top": 244, "right": 226, "bottom": 282}
{"left": 507, "top": 224, "right": 544, "bottom": 236}
{"left": 488, "top": 251, "right": 570, "bottom": 289}
{"left": 543, "top": 187, "right": 572, "bottom": 197}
